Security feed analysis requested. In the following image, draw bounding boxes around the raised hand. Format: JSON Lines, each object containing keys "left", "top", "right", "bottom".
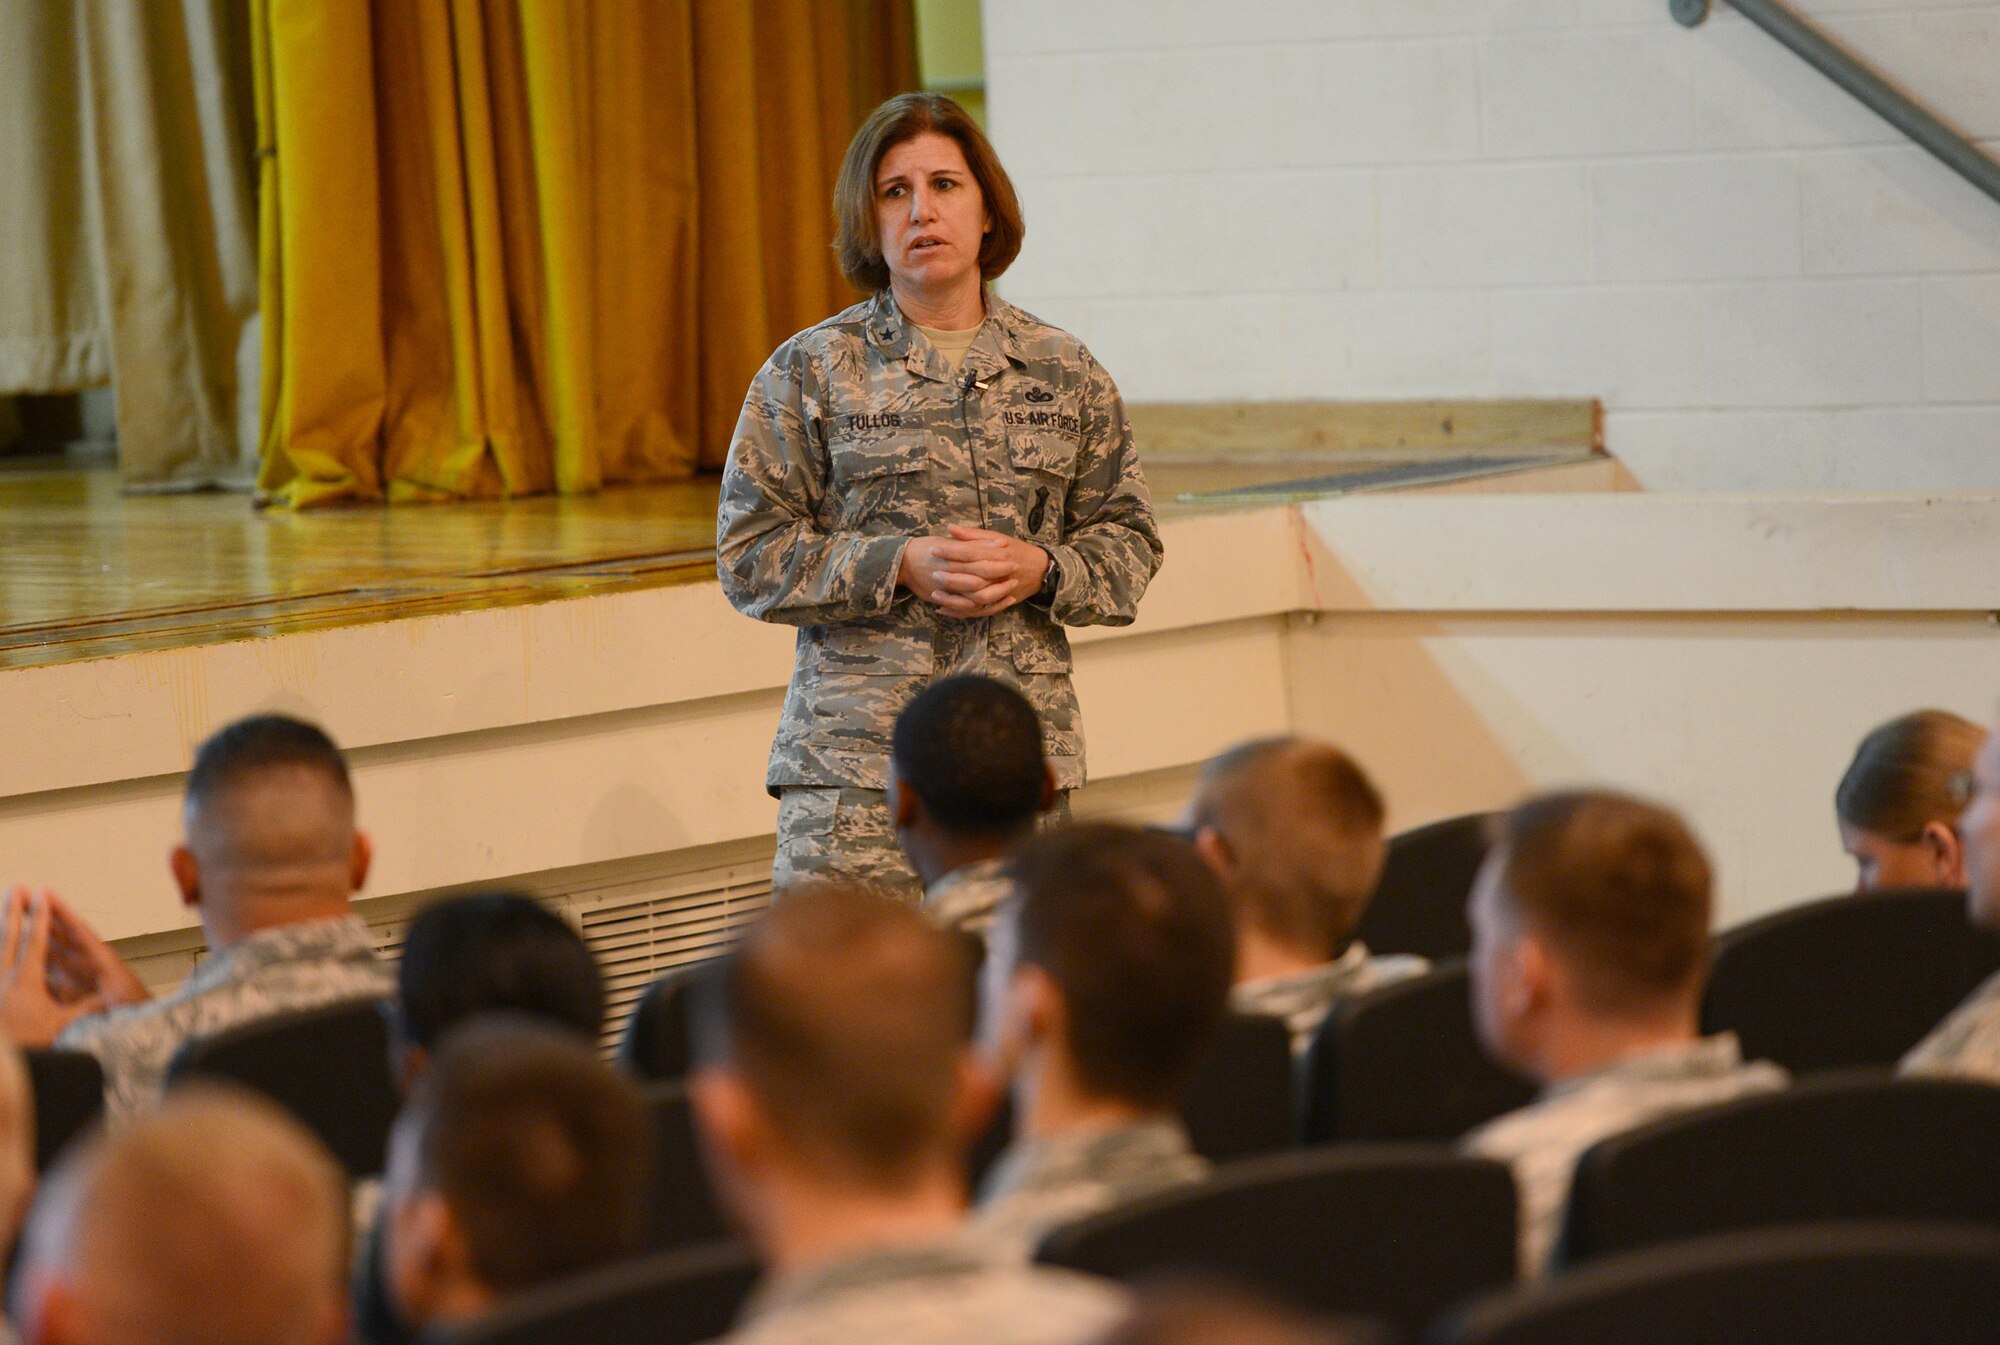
{"left": 45, "top": 892, "right": 151, "bottom": 1009}
{"left": 0, "top": 888, "right": 106, "bottom": 1046}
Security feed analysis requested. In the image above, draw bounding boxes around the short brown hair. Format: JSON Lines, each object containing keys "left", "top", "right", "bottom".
{"left": 406, "top": 1018, "right": 652, "bottom": 1293}
{"left": 1836, "top": 709, "right": 1985, "bottom": 841}
{"left": 692, "top": 883, "right": 976, "bottom": 1188}
{"left": 24, "top": 1086, "right": 349, "bottom": 1345}
{"left": 1004, "top": 824, "right": 1235, "bottom": 1109}
{"left": 833, "top": 92, "right": 1024, "bottom": 292}
{"left": 1491, "top": 792, "right": 1713, "bottom": 1017}
{"left": 1192, "top": 737, "right": 1388, "bottom": 959}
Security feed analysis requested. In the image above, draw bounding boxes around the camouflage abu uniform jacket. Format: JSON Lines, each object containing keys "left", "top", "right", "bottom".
{"left": 716, "top": 289, "right": 1164, "bottom": 794}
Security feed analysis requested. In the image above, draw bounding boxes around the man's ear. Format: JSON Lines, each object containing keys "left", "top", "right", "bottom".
{"left": 385, "top": 1189, "right": 458, "bottom": 1328}
{"left": 1011, "top": 963, "right": 1063, "bottom": 1055}
{"left": 1036, "top": 764, "right": 1057, "bottom": 815}
{"left": 948, "top": 1047, "right": 1004, "bottom": 1152}
{"left": 688, "top": 1069, "right": 765, "bottom": 1179}
{"left": 687, "top": 1068, "right": 780, "bottom": 1241}
{"left": 1192, "top": 825, "right": 1234, "bottom": 882}
{"left": 889, "top": 777, "right": 921, "bottom": 830}
{"left": 349, "top": 831, "right": 373, "bottom": 894}
{"left": 170, "top": 845, "right": 201, "bottom": 910}
{"left": 1511, "top": 934, "right": 1555, "bottom": 1024}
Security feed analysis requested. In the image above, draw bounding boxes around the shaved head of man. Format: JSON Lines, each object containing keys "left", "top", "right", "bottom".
{"left": 171, "top": 715, "right": 372, "bottom": 946}
{"left": 12, "top": 1087, "right": 349, "bottom": 1345}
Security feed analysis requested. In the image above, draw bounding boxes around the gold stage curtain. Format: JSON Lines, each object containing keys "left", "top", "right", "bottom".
{"left": 0, "top": 0, "right": 258, "bottom": 489}
{"left": 255, "top": 0, "right": 916, "bottom": 508}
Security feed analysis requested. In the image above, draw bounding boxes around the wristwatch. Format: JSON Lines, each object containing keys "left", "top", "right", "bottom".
{"left": 1032, "top": 547, "right": 1061, "bottom": 606}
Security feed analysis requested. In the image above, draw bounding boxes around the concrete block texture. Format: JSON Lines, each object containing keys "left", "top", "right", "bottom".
{"left": 983, "top": 0, "right": 2000, "bottom": 490}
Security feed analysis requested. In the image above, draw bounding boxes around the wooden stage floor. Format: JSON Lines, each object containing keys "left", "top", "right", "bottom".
{"left": 0, "top": 449, "right": 1587, "bottom": 673}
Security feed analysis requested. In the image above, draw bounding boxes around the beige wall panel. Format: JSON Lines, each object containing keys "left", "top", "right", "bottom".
{"left": 1285, "top": 611, "right": 2000, "bottom": 926}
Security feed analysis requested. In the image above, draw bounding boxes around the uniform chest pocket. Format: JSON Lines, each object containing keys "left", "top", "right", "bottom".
{"left": 1009, "top": 427, "right": 1079, "bottom": 480}
{"left": 826, "top": 432, "right": 930, "bottom": 530}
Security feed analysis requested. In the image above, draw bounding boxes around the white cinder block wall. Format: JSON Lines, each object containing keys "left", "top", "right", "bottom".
{"left": 982, "top": 0, "right": 2000, "bottom": 490}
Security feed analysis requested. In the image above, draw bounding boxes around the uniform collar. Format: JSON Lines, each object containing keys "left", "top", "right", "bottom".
{"left": 1233, "top": 943, "right": 1374, "bottom": 1013}
{"left": 1542, "top": 1032, "right": 1750, "bottom": 1102}
{"left": 742, "top": 1235, "right": 996, "bottom": 1323}
{"left": 186, "top": 915, "right": 376, "bottom": 993}
{"left": 865, "top": 288, "right": 1027, "bottom": 385}
{"left": 979, "top": 1116, "right": 1196, "bottom": 1203}
{"left": 928, "top": 855, "right": 1009, "bottom": 899}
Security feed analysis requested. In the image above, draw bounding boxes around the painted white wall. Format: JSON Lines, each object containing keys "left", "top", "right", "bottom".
{"left": 982, "top": 0, "right": 2000, "bottom": 491}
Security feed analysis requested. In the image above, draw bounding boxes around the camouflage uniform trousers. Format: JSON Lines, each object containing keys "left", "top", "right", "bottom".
{"left": 772, "top": 786, "right": 1072, "bottom": 903}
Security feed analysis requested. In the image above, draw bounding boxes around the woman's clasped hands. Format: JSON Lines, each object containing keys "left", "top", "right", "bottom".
{"left": 898, "top": 524, "right": 1051, "bottom": 619}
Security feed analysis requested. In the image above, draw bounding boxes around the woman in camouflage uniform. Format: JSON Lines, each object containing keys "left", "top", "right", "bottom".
{"left": 716, "top": 93, "right": 1163, "bottom": 898}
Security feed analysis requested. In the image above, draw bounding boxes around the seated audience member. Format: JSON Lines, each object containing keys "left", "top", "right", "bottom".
{"left": 354, "top": 891, "right": 605, "bottom": 1345}
{"left": 1187, "top": 737, "right": 1427, "bottom": 1053}
{"left": 11, "top": 1086, "right": 349, "bottom": 1345}
{"left": 378, "top": 1018, "right": 652, "bottom": 1338}
{"left": 1093, "top": 1283, "right": 1365, "bottom": 1345}
{"left": 1905, "top": 715, "right": 2000, "bottom": 1080}
{"left": 1836, "top": 709, "right": 1984, "bottom": 892}
{"left": 975, "top": 825, "right": 1234, "bottom": 1256}
{"left": 388, "top": 891, "right": 604, "bottom": 1092}
{"left": 689, "top": 883, "right": 1125, "bottom": 1345}
{"left": 0, "top": 714, "right": 394, "bottom": 1117}
{"left": 891, "top": 675, "right": 1057, "bottom": 936}
{"left": 1461, "top": 791, "right": 1787, "bottom": 1275}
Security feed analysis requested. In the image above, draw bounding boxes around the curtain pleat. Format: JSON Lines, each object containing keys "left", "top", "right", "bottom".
{"left": 1, "top": 0, "right": 256, "bottom": 489}
{"left": 257, "top": 0, "right": 915, "bottom": 508}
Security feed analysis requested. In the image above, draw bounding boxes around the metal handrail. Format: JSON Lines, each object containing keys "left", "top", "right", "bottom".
{"left": 1673, "top": 0, "right": 2000, "bottom": 209}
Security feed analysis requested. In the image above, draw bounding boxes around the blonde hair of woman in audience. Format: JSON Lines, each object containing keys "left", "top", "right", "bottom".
{"left": 1835, "top": 709, "right": 1986, "bottom": 892}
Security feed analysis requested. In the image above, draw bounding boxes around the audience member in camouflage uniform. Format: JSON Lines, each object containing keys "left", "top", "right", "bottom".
{"left": 1187, "top": 738, "right": 1428, "bottom": 1054}
{"left": 1460, "top": 792, "right": 1787, "bottom": 1276}
{"left": 890, "top": 676, "right": 1053, "bottom": 938}
{"left": 975, "top": 826, "right": 1232, "bottom": 1258}
{"left": 0, "top": 716, "right": 393, "bottom": 1119}
{"left": 716, "top": 93, "right": 1162, "bottom": 901}
{"left": 13, "top": 1088, "right": 349, "bottom": 1345}
{"left": 1904, "top": 714, "right": 2000, "bottom": 1081}
{"left": 377, "top": 1020, "right": 653, "bottom": 1339}
{"left": 691, "top": 885, "right": 1126, "bottom": 1345}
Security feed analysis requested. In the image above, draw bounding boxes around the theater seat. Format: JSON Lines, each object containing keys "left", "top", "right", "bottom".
{"left": 1301, "top": 960, "right": 1536, "bottom": 1144}
{"left": 1181, "top": 1012, "right": 1294, "bottom": 1161}
{"left": 644, "top": 1081, "right": 731, "bottom": 1253}
{"left": 25, "top": 1049, "right": 103, "bottom": 1171}
{"left": 1037, "top": 1144, "right": 1516, "bottom": 1338}
{"left": 1701, "top": 887, "right": 2000, "bottom": 1074}
{"left": 441, "top": 1240, "right": 760, "bottom": 1345}
{"left": 1354, "top": 812, "right": 1491, "bottom": 962}
{"left": 1431, "top": 1221, "right": 2000, "bottom": 1345}
{"left": 1554, "top": 1070, "right": 2000, "bottom": 1269}
{"left": 165, "top": 997, "right": 400, "bottom": 1178}
{"left": 618, "top": 960, "right": 724, "bottom": 1083}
